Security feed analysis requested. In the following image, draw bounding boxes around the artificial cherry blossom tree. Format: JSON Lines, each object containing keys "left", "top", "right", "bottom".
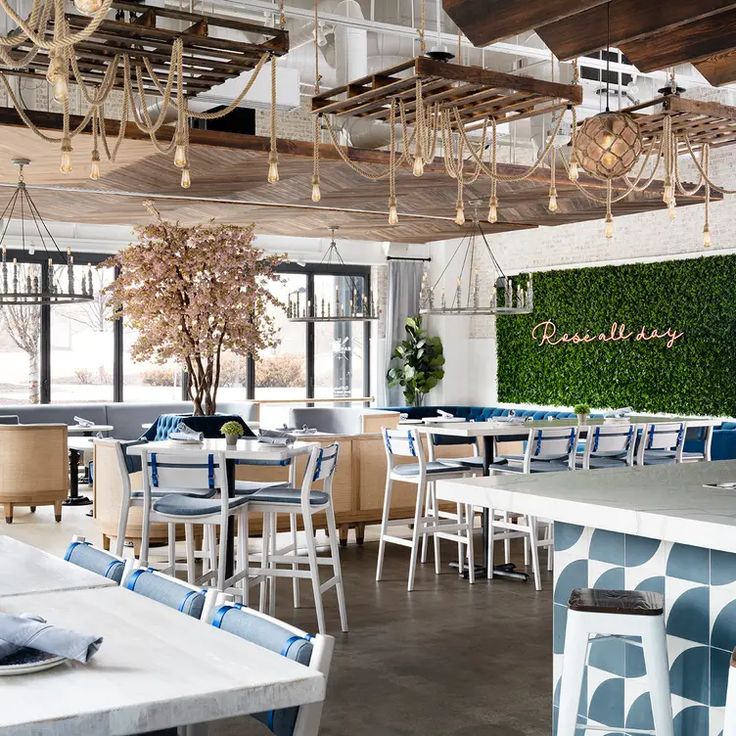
{"left": 104, "top": 205, "right": 284, "bottom": 415}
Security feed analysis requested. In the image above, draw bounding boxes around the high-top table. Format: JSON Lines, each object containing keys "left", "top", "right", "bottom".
{"left": 0, "top": 535, "right": 116, "bottom": 597}
{"left": 436, "top": 460, "right": 736, "bottom": 736}
{"left": 127, "top": 438, "right": 317, "bottom": 577}
{"left": 0, "top": 586, "right": 325, "bottom": 735}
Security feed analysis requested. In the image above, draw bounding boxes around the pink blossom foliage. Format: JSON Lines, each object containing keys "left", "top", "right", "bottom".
{"left": 103, "top": 208, "right": 285, "bottom": 415}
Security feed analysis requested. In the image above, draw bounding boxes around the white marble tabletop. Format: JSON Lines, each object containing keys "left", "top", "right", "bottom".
{"left": 416, "top": 414, "right": 720, "bottom": 438}
{"left": 0, "top": 536, "right": 116, "bottom": 597}
{"left": 67, "top": 425, "right": 114, "bottom": 435}
{"left": 436, "top": 460, "right": 736, "bottom": 553}
{"left": 126, "top": 437, "right": 316, "bottom": 463}
{"left": 0, "top": 586, "right": 325, "bottom": 736}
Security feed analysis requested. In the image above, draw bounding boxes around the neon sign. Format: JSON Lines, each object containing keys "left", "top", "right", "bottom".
{"left": 531, "top": 320, "right": 684, "bottom": 349}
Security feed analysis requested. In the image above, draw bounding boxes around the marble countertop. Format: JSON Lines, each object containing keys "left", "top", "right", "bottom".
{"left": 436, "top": 460, "right": 736, "bottom": 553}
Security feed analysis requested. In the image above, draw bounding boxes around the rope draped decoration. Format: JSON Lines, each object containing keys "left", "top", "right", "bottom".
{"left": 0, "top": 0, "right": 286, "bottom": 188}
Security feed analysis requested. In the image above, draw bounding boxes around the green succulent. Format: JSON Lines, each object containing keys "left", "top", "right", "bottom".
{"left": 220, "top": 420, "right": 244, "bottom": 437}
{"left": 386, "top": 315, "right": 445, "bottom": 407}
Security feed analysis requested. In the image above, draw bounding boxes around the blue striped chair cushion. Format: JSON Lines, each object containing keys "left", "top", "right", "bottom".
{"left": 212, "top": 604, "right": 313, "bottom": 736}
{"left": 64, "top": 541, "right": 126, "bottom": 584}
{"left": 392, "top": 461, "right": 464, "bottom": 476}
{"left": 247, "top": 487, "right": 330, "bottom": 506}
{"left": 125, "top": 569, "right": 206, "bottom": 618}
{"left": 152, "top": 494, "right": 249, "bottom": 517}
{"left": 234, "top": 480, "right": 290, "bottom": 496}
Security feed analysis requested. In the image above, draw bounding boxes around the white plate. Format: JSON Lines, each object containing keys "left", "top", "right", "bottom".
{"left": 168, "top": 436, "right": 202, "bottom": 444}
{"left": 0, "top": 649, "right": 67, "bottom": 676}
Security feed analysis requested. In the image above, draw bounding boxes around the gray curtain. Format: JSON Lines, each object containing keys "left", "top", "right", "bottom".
{"left": 377, "top": 259, "right": 423, "bottom": 406}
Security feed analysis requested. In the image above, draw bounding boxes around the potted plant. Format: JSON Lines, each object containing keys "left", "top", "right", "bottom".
{"left": 574, "top": 403, "right": 591, "bottom": 425}
{"left": 386, "top": 315, "right": 445, "bottom": 407}
{"left": 103, "top": 203, "right": 284, "bottom": 415}
{"left": 221, "top": 420, "right": 245, "bottom": 447}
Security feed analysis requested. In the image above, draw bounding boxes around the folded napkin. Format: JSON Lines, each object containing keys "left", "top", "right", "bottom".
{"left": 169, "top": 422, "right": 204, "bottom": 442}
{"left": 258, "top": 428, "right": 295, "bottom": 446}
{"left": 73, "top": 416, "right": 95, "bottom": 428}
{"left": 605, "top": 406, "right": 633, "bottom": 418}
{"left": 399, "top": 413, "right": 409, "bottom": 420}
{"left": 0, "top": 612, "right": 102, "bottom": 664}
{"left": 437, "top": 410, "right": 454, "bottom": 418}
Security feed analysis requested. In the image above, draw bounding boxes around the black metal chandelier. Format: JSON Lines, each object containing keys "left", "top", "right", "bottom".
{"left": 0, "top": 159, "right": 94, "bottom": 306}
{"left": 287, "top": 226, "right": 378, "bottom": 323}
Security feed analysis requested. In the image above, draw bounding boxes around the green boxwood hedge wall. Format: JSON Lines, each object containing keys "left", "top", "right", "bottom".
{"left": 496, "top": 255, "right": 736, "bottom": 416}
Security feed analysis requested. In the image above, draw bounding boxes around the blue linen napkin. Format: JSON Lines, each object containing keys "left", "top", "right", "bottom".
{"left": 0, "top": 612, "right": 102, "bottom": 663}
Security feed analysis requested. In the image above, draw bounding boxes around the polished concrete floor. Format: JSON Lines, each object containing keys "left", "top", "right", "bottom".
{"left": 2, "top": 500, "right": 553, "bottom": 736}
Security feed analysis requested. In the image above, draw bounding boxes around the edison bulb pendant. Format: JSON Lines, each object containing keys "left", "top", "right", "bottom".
{"left": 53, "top": 74, "right": 69, "bottom": 104}
{"left": 174, "top": 144, "right": 187, "bottom": 169}
{"left": 60, "top": 149, "right": 72, "bottom": 174}
{"left": 663, "top": 183, "right": 673, "bottom": 205}
{"left": 604, "top": 214, "right": 614, "bottom": 240}
{"left": 703, "top": 225, "right": 712, "bottom": 248}
{"left": 413, "top": 157, "right": 424, "bottom": 177}
{"left": 668, "top": 199, "right": 676, "bottom": 221}
{"left": 568, "top": 159, "right": 579, "bottom": 182}
{"left": 311, "top": 176, "right": 321, "bottom": 203}
{"left": 548, "top": 192, "right": 558, "bottom": 213}
{"left": 181, "top": 168, "right": 191, "bottom": 189}
{"left": 89, "top": 159, "right": 100, "bottom": 181}
{"left": 454, "top": 203, "right": 465, "bottom": 226}
{"left": 488, "top": 198, "right": 498, "bottom": 224}
{"left": 267, "top": 159, "right": 279, "bottom": 184}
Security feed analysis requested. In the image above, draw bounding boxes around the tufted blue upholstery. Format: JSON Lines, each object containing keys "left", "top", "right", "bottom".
{"left": 212, "top": 604, "right": 313, "bottom": 736}
{"left": 142, "top": 413, "right": 254, "bottom": 442}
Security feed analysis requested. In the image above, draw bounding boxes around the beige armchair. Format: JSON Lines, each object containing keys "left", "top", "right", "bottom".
{"left": 0, "top": 424, "right": 68, "bottom": 524}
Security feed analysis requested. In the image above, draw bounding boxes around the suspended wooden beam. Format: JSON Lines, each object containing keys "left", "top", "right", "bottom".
{"left": 696, "top": 49, "right": 736, "bottom": 86}
{"left": 618, "top": 7, "right": 736, "bottom": 72}
{"left": 441, "top": 0, "right": 608, "bottom": 47}
{"left": 537, "top": 0, "right": 736, "bottom": 62}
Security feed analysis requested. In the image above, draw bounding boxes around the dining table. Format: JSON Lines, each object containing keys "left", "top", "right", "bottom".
{"left": 414, "top": 414, "right": 720, "bottom": 578}
{"left": 0, "top": 585, "right": 325, "bottom": 735}
{"left": 65, "top": 425, "right": 114, "bottom": 508}
{"left": 126, "top": 438, "right": 317, "bottom": 578}
{"left": 0, "top": 535, "right": 117, "bottom": 597}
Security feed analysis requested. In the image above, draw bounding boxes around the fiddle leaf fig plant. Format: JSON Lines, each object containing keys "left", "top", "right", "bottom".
{"left": 386, "top": 315, "right": 445, "bottom": 407}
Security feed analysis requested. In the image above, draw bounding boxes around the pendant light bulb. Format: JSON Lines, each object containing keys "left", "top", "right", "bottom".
{"left": 46, "top": 55, "right": 63, "bottom": 84}
{"left": 89, "top": 158, "right": 100, "bottom": 181}
{"left": 668, "top": 199, "right": 676, "bottom": 221}
{"left": 548, "top": 191, "right": 558, "bottom": 213}
{"left": 413, "top": 156, "right": 424, "bottom": 177}
{"left": 60, "top": 148, "right": 72, "bottom": 174}
{"left": 174, "top": 144, "right": 187, "bottom": 169}
{"left": 388, "top": 197, "right": 399, "bottom": 225}
{"left": 454, "top": 202, "right": 465, "bottom": 226}
{"left": 487, "top": 197, "right": 498, "bottom": 224}
{"left": 703, "top": 224, "right": 712, "bottom": 248}
{"left": 180, "top": 167, "right": 191, "bottom": 189}
{"left": 568, "top": 159, "right": 579, "bottom": 182}
{"left": 604, "top": 214, "right": 614, "bottom": 240}
{"left": 52, "top": 74, "right": 69, "bottom": 104}
{"left": 267, "top": 154, "right": 279, "bottom": 184}
{"left": 311, "top": 175, "right": 321, "bottom": 203}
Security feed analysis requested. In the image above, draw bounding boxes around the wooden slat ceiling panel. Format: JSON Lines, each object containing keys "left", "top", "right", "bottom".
{"left": 0, "top": 108, "right": 713, "bottom": 244}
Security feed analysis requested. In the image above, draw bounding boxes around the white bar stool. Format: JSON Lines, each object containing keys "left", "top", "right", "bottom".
{"left": 724, "top": 648, "right": 736, "bottom": 735}
{"left": 558, "top": 587, "right": 673, "bottom": 736}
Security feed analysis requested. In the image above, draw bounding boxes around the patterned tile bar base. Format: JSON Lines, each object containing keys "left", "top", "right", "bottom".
{"left": 553, "top": 521, "right": 736, "bottom": 736}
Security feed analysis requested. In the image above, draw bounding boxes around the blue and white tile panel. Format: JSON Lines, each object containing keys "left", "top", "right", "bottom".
{"left": 553, "top": 521, "right": 736, "bottom": 736}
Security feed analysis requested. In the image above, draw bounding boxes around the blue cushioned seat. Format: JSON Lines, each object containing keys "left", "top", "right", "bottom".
{"left": 234, "top": 480, "right": 290, "bottom": 495}
{"left": 392, "top": 460, "right": 465, "bottom": 476}
{"left": 152, "top": 493, "right": 249, "bottom": 516}
{"left": 212, "top": 604, "right": 313, "bottom": 736}
{"left": 247, "top": 487, "right": 331, "bottom": 506}
{"left": 125, "top": 568, "right": 206, "bottom": 618}
{"left": 64, "top": 540, "right": 126, "bottom": 583}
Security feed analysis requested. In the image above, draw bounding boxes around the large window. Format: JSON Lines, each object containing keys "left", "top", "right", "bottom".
{"left": 0, "top": 254, "right": 371, "bottom": 408}
{"left": 50, "top": 265, "right": 115, "bottom": 403}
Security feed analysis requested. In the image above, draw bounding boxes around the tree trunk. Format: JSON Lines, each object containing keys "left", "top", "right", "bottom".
{"left": 28, "top": 350, "right": 39, "bottom": 404}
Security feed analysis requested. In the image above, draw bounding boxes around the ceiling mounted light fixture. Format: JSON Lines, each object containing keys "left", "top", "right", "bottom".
{"left": 0, "top": 159, "right": 94, "bottom": 306}
{"left": 287, "top": 227, "right": 378, "bottom": 323}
